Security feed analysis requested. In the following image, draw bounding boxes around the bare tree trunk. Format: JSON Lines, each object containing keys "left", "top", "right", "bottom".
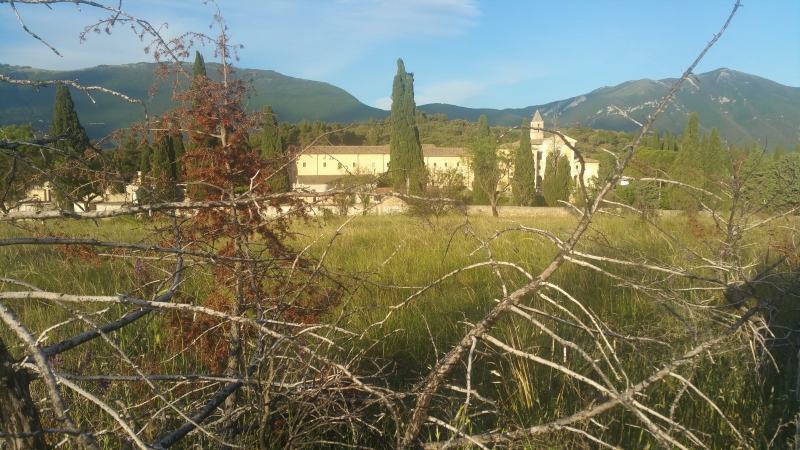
{"left": 0, "top": 337, "right": 46, "bottom": 450}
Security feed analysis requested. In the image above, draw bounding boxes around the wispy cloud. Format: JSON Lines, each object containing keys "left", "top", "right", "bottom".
{"left": 236, "top": 0, "right": 480, "bottom": 79}
{"left": 415, "top": 79, "right": 484, "bottom": 105}
{"left": 374, "top": 78, "right": 484, "bottom": 109}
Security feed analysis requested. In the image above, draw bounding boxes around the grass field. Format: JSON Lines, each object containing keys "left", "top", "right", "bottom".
{"left": 1, "top": 211, "right": 798, "bottom": 448}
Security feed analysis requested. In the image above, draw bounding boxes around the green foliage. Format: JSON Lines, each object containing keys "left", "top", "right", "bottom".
{"left": 0, "top": 123, "right": 42, "bottom": 206}
{"left": 260, "top": 105, "right": 290, "bottom": 193}
{"left": 389, "top": 59, "right": 424, "bottom": 192}
{"left": 670, "top": 112, "right": 702, "bottom": 211}
{"left": 541, "top": 154, "right": 572, "bottom": 206}
{"left": 114, "top": 134, "right": 140, "bottom": 183}
{"left": 49, "top": 86, "right": 100, "bottom": 210}
{"left": 773, "top": 143, "right": 784, "bottom": 160}
{"left": 406, "top": 166, "right": 468, "bottom": 226}
{"left": 192, "top": 51, "right": 206, "bottom": 79}
{"left": 512, "top": 118, "right": 537, "bottom": 206}
{"left": 470, "top": 115, "right": 499, "bottom": 206}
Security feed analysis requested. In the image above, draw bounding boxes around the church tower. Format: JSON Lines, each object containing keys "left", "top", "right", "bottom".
{"left": 530, "top": 110, "right": 544, "bottom": 141}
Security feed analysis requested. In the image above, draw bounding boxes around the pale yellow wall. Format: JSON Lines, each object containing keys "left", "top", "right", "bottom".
{"left": 296, "top": 153, "right": 389, "bottom": 176}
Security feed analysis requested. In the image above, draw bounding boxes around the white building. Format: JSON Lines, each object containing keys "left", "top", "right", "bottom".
{"left": 530, "top": 110, "right": 599, "bottom": 187}
{"left": 292, "top": 144, "right": 471, "bottom": 193}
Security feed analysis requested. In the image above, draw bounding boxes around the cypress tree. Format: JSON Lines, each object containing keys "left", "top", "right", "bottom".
{"left": 471, "top": 115, "right": 496, "bottom": 205}
{"left": 50, "top": 86, "right": 90, "bottom": 154}
{"left": 669, "top": 112, "right": 702, "bottom": 211}
{"left": 115, "top": 134, "right": 140, "bottom": 183}
{"left": 261, "top": 105, "right": 289, "bottom": 192}
{"left": 702, "top": 127, "right": 729, "bottom": 190}
{"left": 144, "top": 137, "right": 176, "bottom": 201}
{"left": 186, "top": 51, "right": 213, "bottom": 200}
{"left": 773, "top": 144, "right": 784, "bottom": 160}
{"left": 542, "top": 154, "right": 572, "bottom": 207}
{"left": 512, "top": 118, "right": 536, "bottom": 206}
{"left": 389, "top": 59, "right": 424, "bottom": 192}
{"left": 50, "top": 86, "right": 96, "bottom": 209}
{"left": 192, "top": 51, "right": 206, "bottom": 79}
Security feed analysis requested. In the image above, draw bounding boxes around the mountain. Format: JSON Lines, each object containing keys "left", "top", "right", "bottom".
{"left": 419, "top": 69, "right": 800, "bottom": 150}
{"left": 1, "top": 64, "right": 797, "bottom": 150}
{"left": 0, "top": 62, "right": 388, "bottom": 139}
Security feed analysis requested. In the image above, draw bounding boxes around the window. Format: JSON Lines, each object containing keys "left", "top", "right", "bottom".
{"left": 433, "top": 162, "right": 437, "bottom": 167}
{"left": 456, "top": 162, "right": 460, "bottom": 167}
{"left": 353, "top": 162, "right": 356, "bottom": 168}
{"left": 302, "top": 162, "right": 306, "bottom": 167}
{"left": 444, "top": 162, "right": 448, "bottom": 167}
{"left": 323, "top": 162, "right": 327, "bottom": 168}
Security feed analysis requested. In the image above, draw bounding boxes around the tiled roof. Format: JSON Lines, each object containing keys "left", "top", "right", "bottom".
{"left": 304, "top": 144, "right": 467, "bottom": 158}
{"left": 304, "top": 145, "right": 389, "bottom": 155}
{"left": 532, "top": 110, "right": 543, "bottom": 122}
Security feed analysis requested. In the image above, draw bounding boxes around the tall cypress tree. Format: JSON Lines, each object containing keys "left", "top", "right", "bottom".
{"left": 670, "top": 112, "right": 702, "bottom": 211}
{"left": 186, "top": 51, "right": 212, "bottom": 200}
{"left": 471, "top": 115, "right": 495, "bottom": 205}
{"left": 512, "top": 118, "right": 536, "bottom": 206}
{"left": 773, "top": 144, "right": 784, "bottom": 160}
{"left": 50, "top": 86, "right": 97, "bottom": 210}
{"left": 389, "top": 59, "right": 424, "bottom": 192}
{"left": 149, "top": 137, "right": 174, "bottom": 201}
{"left": 192, "top": 51, "right": 206, "bottom": 79}
{"left": 261, "top": 105, "right": 289, "bottom": 192}
{"left": 470, "top": 115, "right": 501, "bottom": 215}
{"left": 542, "top": 154, "right": 572, "bottom": 207}
{"left": 702, "top": 127, "right": 728, "bottom": 189}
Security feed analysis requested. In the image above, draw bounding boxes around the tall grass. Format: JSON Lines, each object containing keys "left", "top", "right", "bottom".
{"left": 2, "top": 212, "right": 797, "bottom": 448}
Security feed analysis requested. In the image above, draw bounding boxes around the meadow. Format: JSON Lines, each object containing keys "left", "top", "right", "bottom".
{"left": 2, "top": 210, "right": 797, "bottom": 448}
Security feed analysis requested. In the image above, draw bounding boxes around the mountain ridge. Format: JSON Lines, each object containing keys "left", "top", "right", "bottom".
{"left": 1, "top": 64, "right": 797, "bottom": 149}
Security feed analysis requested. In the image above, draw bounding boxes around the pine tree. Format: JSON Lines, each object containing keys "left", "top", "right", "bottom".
{"left": 512, "top": 118, "right": 536, "bottom": 206}
{"left": 389, "top": 59, "right": 424, "bottom": 192}
{"left": 542, "top": 154, "right": 572, "bottom": 207}
{"left": 49, "top": 85, "right": 99, "bottom": 210}
{"left": 261, "top": 105, "right": 289, "bottom": 192}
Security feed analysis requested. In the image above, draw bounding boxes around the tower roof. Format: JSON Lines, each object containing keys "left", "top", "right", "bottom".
{"left": 532, "top": 110, "right": 543, "bottom": 122}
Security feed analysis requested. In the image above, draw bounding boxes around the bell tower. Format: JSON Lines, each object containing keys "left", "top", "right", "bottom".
{"left": 530, "top": 110, "right": 544, "bottom": 141}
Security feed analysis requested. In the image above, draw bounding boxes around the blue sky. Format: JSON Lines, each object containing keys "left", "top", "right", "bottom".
{"left": 1, "top": 0, "right": 798, "bottom": 111}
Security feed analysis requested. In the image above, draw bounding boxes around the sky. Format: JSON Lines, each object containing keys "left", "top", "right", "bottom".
{"left": 1, "top": 0, "right": 798, "bottom": 111}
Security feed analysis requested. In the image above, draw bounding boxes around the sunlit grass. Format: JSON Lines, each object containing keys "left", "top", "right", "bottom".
{"left": 1, "top": 211, "right": 797, "bottom": 448}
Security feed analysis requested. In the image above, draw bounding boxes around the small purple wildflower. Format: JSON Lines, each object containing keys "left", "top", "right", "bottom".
{"left": 84, "top": 349, "right": 94, "bottom": 366}
{"left": 134, "top": 259, "right": 145, "bottom": 278}
{"left": 48, "top": 354, "right": 64, "bottom": 371}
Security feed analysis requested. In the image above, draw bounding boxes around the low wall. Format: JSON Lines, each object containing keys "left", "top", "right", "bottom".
{"left": 466, "top": 205, "right": 575, "bottom": 217}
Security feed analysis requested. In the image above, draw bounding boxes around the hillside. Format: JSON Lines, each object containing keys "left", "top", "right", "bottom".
{"left": 2, "top": 64, "right": 797, "bottom": 149}
{"left": 0, "top": 62, "right": 388, "bottom": 139}
{"left": 419, "top": 69, "right": 800, "bottom": 150}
